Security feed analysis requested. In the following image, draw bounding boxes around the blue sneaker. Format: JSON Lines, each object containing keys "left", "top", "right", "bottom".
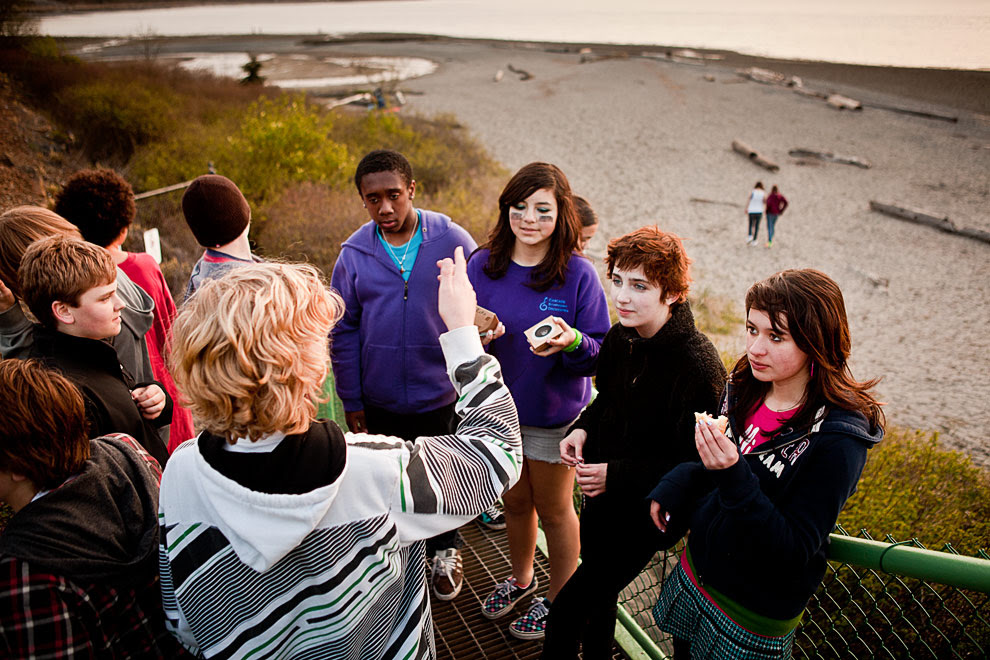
{"left": 479, "top": 504, "right": 506, "bottom": 530}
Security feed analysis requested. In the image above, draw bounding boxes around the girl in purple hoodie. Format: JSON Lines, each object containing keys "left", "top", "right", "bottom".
{"left": 468, "top": 163, "right": 610, "bottom": 641}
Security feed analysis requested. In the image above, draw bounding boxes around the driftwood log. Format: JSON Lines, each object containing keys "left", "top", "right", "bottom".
{"left": 506, "top": 64, "right": 533, "bottom": 80}
{"left": 826, "top": 94, "right": 863, "bottom": 110}
{"left": 788, "top": 149, "right": 871, "bottom": 169}
{"left": 869, "top": 201, "right": 990, "bottom": 245}
{"left": 732, "top": 140, "right": 780, "bottom": 172}
{"left": 738, "top": 67, "right": 802, "bottom": 87}
{"left": 690, "top": 197, "right": 742, "bottom": 208}
{"left": 862, "top": 102, "right": 958, "bottom": 123}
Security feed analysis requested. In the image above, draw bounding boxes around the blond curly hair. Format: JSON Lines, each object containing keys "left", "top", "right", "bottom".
{"left": 170, "top": 262, "right": 344, "bottom": 442}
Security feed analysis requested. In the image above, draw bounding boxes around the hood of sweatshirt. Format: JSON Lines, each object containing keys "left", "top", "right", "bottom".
{"left": 340, "top": 208, "right": 455, "bottom": 258}
{"left": 0, "top": 436, "right": 161, "bottom": 585}
{"left": 166, "top": 421, "right": 348, "bottom": 572}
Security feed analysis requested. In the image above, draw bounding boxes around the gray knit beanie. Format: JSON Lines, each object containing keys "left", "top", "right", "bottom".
{"left": 181, "top": 175, "right": 251, "bottom": 248}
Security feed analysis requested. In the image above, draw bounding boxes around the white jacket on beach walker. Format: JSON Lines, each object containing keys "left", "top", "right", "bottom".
{"left": 158, "top": 326, "right": 521, "bottom": 660}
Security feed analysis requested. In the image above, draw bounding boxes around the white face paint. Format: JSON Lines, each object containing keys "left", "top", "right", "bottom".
{"left": 508, "top": 187, "right": 557, "bottom": 250}
{"left": 610, "top": 265, "right": 676, "bottom": 338}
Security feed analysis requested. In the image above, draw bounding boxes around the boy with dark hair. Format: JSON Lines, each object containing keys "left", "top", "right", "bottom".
{"left": 55, "top": 168, "right": 195, "bottom": 451}
{"left": 180, "top": 173, "right": 263, "bottom": 301}
{"left": 18, "top": 235, "right": 171, "bottom": 465}
{"left": 331, "top": 149, "right": 478, "bottom": 601}
{"left": 0, "top": 358, "right": 188, "bottom": 658}
{"left": 542, "top": 226, "right": 727, "bottom": 658}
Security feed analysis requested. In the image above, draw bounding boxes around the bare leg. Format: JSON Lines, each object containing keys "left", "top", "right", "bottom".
{"left": 502, "top": 459, "right": 538, "bottom": 586}
{"left": 529, "top": 459, "right": 580, "bottom": 600}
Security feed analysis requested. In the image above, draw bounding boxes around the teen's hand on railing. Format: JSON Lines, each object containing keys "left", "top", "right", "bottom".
{"left": 0, "top": 277, "right": 16, "bottom": 313}
{"left": 650, "top": 500, "right": 672, "bottom": 533}
{"left": 696, "top": 416, "right": 739, "bottom": 470}
{"left": 436, "top": 246, "right": 477, "bottom": 331}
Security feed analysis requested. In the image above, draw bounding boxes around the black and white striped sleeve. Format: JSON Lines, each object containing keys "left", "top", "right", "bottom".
{"left": 391, "top": 326, "right": 522, "bottom": 543}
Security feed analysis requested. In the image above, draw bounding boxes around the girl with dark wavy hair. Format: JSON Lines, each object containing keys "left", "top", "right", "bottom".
{"left": 467, "top": 162, "right": 610, "bottom": 641}
{"left": 648, "top": 268, "right": 884, "bottom": 660}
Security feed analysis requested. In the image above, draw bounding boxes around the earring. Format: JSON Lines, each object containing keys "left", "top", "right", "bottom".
{"left": 810, "top": 361, "right": 815, "bottom": 378}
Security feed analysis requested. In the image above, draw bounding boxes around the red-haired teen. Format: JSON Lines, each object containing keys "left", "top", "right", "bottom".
{"left": 0, "top": 359, "right": 187, "bottom": 658}
{"left": 649, "top": 269, "right": 884, "bottom": 659}
{"left": 542, "top": 226, "right": 726, "bottom": 658}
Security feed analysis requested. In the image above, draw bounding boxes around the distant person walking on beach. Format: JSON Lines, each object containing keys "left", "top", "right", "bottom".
{"left": 764, "top": 185, "right": 789, "bottom": 247}
{"left": 746, "top": 181, "right": 765, "bottom": 245}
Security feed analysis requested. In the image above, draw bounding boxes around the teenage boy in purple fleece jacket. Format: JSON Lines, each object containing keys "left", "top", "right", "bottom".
{"left": 330, "top": 149, "right": 477, "bottom": 602}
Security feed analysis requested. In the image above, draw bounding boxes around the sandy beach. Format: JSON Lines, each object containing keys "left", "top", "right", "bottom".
{"left": 74, "top": 35, "right": 990, "bottom": 465}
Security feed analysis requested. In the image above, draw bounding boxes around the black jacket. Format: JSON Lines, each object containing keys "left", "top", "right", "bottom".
{"left": 27, "top": 326, "right": 171, "bottom": 466}
{"left": 649, "top": 384, "right": 883, "bottom": 619}
{"left": 574, "top": 301, "right": 726, "bottom": 510}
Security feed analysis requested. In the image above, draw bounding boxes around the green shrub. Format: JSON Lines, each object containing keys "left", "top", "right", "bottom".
{"left": 217, "top": 95, "right": 352, "bottom": 209}
{"left": 839, "top": 428, "right": 990, "bottom": 555}
{"left": 58, "top": 78, "right": 180, "bottom": 162}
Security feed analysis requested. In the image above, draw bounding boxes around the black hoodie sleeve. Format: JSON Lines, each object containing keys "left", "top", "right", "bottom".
{"left": 604, "top": 344, "right": 725, "bottom": 501}
{"left": 708, "top": 432, "right": 871, "bottom": 568}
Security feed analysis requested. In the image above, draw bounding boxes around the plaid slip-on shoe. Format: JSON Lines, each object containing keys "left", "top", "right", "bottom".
{"left": 481, "top": 576, "right": 538, "bottom": 620}
{"left": 508, "top": 596, "right": 550, "bottom": 640}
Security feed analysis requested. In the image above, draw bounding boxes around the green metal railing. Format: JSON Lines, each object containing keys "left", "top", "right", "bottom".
{"left": 613, "top": 527, "right": 990, "bottom": 659}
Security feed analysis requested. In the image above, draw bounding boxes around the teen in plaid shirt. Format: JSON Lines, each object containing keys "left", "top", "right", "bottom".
{"left": 0, "top": 359, "right": 187, "bottom": 658}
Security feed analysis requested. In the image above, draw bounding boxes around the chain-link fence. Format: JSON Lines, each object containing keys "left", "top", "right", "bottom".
{"left": 615, "top": 528, "right": 990, "bottom": 659}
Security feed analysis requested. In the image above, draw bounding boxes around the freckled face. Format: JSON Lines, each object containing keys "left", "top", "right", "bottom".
{"left": 508, "top": 188, "right": 557, "bottom": 249}
{"left": 746, "top": 309, "right": 810, "bottom": 386}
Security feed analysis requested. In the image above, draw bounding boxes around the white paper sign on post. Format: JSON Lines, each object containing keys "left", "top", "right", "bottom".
{"left": 143, "top": 228, "right": 162, "bottom": 265}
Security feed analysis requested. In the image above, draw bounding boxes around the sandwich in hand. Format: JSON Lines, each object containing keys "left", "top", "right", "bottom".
{"left": 695, "top": 411, "right": 728, "bottom": 433}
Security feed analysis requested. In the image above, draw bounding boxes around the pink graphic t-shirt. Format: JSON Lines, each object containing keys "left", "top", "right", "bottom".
{"left": 739, "top": 402, "right": 800, "bottom": 454}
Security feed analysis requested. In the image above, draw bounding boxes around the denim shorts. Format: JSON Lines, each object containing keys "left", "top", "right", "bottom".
{"left": 520, "top": 423, "right": 574, "bottom": 464}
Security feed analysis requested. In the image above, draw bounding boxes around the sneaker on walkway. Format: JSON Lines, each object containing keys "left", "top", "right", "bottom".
{"left": 431, "top": 548, "right": 463, "bottom": 601}
{"left": 481, "top": 576, "right": 538, "bottom": 620}
{"left": 478, "top": 504, "right": 506, "bottom": 530}
{"left": 508, "top": 596, "right": 551, "bottom": 640}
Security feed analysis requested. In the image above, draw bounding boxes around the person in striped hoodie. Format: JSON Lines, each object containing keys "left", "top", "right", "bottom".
{"left": 158, "top": 250, "right": 521, "bottom": 659}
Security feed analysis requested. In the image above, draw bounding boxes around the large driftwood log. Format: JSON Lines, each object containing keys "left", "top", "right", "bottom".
{"left": 826, "top": 94, "right": 862, "bottom": 110}
{"left": 738, "top": 67, "right": 802, "bottom": 87}
{"left": 862, "top": 102, "right": 958, "bottom": 123}
{"left": 869, "top": 201, "right": 990, "bottom": 245}
{"left": 732, "top": 140, "right": 780, "bottom": 172}
{"left": 789, "top": 148, "right": 871, "bottom": 169}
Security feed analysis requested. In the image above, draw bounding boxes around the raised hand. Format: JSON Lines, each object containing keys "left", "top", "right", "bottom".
{"left": 436, "top": 246, "right": 477, "bottom": 331}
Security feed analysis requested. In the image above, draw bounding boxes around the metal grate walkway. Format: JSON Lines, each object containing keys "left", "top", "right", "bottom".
{"left": 432, "top": 518, "right": 629, "bottom": 659}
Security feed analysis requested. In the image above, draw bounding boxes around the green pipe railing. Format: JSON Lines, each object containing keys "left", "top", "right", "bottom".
{"left": 827, "top": 534, "right": 990, "bottom": 593}
{"left": 614, "top": 530, "right": 989, "bottom": 659}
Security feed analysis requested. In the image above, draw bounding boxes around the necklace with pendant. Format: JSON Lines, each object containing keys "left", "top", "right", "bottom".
{"left": 382, "top": 216, "right": 419, "bottom": 274}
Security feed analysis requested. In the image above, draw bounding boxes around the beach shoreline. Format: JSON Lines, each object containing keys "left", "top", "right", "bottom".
{"left": 65, "top": 33, "right": 990, "bottom": 465}
{"left": 64, "top": 33, "right": 990, "bottom": 116}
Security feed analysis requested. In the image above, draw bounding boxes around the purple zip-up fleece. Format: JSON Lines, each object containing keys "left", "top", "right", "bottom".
{"left": 330, "top": 209, "right": 477, "bottom": 415}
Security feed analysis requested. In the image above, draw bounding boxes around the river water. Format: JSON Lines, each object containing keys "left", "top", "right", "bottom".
{"left": 37, "top": 0, "right": 990, "bottom": 70}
